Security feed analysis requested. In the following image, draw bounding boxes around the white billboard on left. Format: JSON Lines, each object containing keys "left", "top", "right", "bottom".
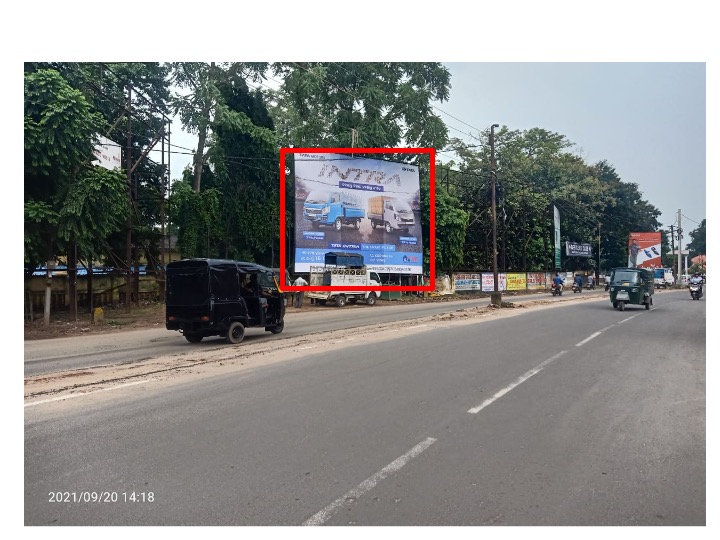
{"left": 92, "top": 135, "right": 122, "bottom": 170}
{"left": 293, "top": 153, "right": 423, "bottom": 274}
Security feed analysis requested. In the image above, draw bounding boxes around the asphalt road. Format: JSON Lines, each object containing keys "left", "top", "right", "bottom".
{"left": 24, "top": 288, "right": 705, "bottom": 525}
{"left": 23, "top": 289, "right": 607, "bottom": 377}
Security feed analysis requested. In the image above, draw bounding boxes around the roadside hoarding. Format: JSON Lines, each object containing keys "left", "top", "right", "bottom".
{"left": 526, "top": 272, "right": 549, "bottom": 290}
{"left": 454, "top": 273, "right": 482, "bottom": 291}
{"left": 506, "top": 273, "right": 526, "bottom": 291}
{"left": 92, "top": 135, "right": 122, "bottom": 170}
{"left": 482, "top": 273, "right": 507, "bottom": 292}
{"left": 566, "top": 242, "right": 592, "bottom": 257}
{"left": 628, "top": 232, "right": 662, "bottom": 268}
{"left": 292, "top": 152, "right": 423, "bottom": 274}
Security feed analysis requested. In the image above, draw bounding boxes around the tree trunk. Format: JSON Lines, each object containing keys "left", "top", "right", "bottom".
{"left": 68, "top": 243, "right": 77, "bottom": 320}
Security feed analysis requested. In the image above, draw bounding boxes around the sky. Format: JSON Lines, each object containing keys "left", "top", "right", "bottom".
{"left": 169, "top": 62, "right": 706, "bottom": 236}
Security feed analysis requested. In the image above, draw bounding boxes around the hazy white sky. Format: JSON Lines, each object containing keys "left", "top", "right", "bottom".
{"left": 434, "top": 62, "right": 706, "bottom": 230}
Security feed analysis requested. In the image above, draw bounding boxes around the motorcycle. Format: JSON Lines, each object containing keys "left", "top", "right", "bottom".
{"left": 572, "top": 282, "right": 582, "bottom": 293}
{"left": 586, "top": 280, "right": 596, "bottom": 290}
{"left": 551, "top": 283, "right": 563, "bottom": 296}
{"left": 689, "top": 283, "right": 703, "bottom": 300}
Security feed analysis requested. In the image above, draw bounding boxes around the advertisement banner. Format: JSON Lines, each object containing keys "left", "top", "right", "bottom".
{"left": 628, "top": 232, "right": 662, "bottom": 268}
{"left": 482, "top": 273, "right": 506, "bottom": 292}
{"left": 293, "top": 153, "right": 422, "bottom": 274}
{"left": 553, "top": 205, "right": 561, "bottom": 268}
{"left": 453, "top": 272, "right": 482, "bottom": 291}
{"left": 506, "top": 273, "right": 526, "bottom": 291}
{"left": 566, "top": 242, "right": 592, "bottom": 257}
{"left": 92, "top": 135, "right": 122, "bottom": 170}
{"left": 526, "top": 272, "right": 548, "bottom": 290}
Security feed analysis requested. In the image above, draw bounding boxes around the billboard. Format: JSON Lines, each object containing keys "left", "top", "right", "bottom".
{"left": 92, "top": 135, "right": 122, "bottom": 170}
{"left": 566, "top": 242, "right": 592, "bottom": 257}
{"left": 628, "top": 232, "right": 662, "bottom": 268}
{"left": 292, "top": 152, "right": 423, "bottom": 274}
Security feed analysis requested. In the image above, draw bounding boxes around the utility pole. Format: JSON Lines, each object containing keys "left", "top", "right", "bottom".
{"left": 125, "top": 85, "right": 133, "bottom": 313}
{"left": 677, "top": 209, "right": 683, "bottom": 284}
{"left": 489, "top": 124, "right": 501, "bottom": 307}
{"left": 669, "top": 224, "right": 675, "bottom": 281}
{"left": 597, "top": 222, "right": 601, "bottom": 281}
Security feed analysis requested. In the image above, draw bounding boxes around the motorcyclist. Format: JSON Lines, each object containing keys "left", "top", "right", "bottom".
{"left": 689, "top": 272, "right": 703, "bottom": 291}
{"left": 552, "top": 272, "right": 564, "bottom": 292}
{"left": 573, "top": 273, "right": 583, "bottom": 292}
{"left": 587, "top": 274, "right": 595, "bottom": 288}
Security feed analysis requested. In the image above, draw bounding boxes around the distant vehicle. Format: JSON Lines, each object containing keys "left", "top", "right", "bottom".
{"left": 367, "top": 195, "right": 415, "bottom": 233}
{"left": 165, "top": 259, "right": 285, "bottom": 344}
{"left": 302, "top": 190, "right": 365, "bottom": 231}
{"left": 653, "top": 268, "right": 675, "bottom": 288}
{"left": 307, "top": 252, "right": 381, "bottom": 307}
{"left": 680, "top": 274, "right": 690, "bottom": 286}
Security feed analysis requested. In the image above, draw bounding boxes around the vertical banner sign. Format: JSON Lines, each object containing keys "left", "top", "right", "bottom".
{"left": 293, "top": 153, "right": 423, "bottom": 274}
{"left": 553, "top": 205, "right": 561, "bottom": 269}
{"left": 628, "top": 232, "right": 662, "bottom": 268}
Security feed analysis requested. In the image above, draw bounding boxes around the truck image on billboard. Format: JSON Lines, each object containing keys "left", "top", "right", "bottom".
{"left": 292, "top": 152, "right": 423, "bottom": 274}
{"left": 628, "top": 232, "right": 662, "bottom": 268}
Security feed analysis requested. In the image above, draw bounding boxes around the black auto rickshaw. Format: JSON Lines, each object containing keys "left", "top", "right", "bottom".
{"left": 165, "top": 259, "right": 285, "bottom": 343}
{"left": 607, "top": 267, "right": 654, "bottom": 311}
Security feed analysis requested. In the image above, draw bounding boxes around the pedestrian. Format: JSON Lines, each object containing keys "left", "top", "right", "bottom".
{"left": 284, "top": 268, "right": 293, "bottom": 306}
{"left": 293, "top": 274, "right": 308, "bottom": 308}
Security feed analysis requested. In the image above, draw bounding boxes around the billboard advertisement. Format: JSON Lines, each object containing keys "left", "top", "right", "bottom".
{"left": 293, "top": 152, "right": 423, "bottom": 274}
{"left": 566, "top": 242, "right": 592, "bottom": 257}
{"left": 454, "top": 273, "right": 482, "bottom": 291}
{"left": 628, "top": 232, "right": 662, "bottom": 268}
{"left": 92, "top": 135, "right": 122, "bottom": 170}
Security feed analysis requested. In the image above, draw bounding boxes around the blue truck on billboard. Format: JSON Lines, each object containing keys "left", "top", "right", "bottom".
{"left": 293, "top": 153, "right": 423, "bottom": 274}
{"left": 302, "top": 190, "right": 365, "bottom": 230}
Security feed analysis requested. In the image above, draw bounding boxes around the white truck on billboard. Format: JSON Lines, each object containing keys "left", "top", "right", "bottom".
{"left": 367, "top": 195, "right": 415, "bottom": 233}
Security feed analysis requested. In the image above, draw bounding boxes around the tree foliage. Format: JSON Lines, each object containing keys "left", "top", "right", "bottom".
{"left": 686, "top": 219, "right": 706, "bottom": 257}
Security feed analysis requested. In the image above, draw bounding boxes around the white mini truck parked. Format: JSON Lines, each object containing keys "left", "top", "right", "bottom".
{"left": 307, "top": 252, "right": 382, "bottom": 307}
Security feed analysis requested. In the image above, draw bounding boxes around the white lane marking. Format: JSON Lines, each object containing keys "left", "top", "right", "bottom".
{"left": 616, "top": 314, "right": 639, "bottom": 324}
{"left": 576, "top": 331, "right": 602, "bottom": 347}
{"left": 24, "top": 379, "right": 155, "bottom": 407}
{"left": 297, "top": 345, "right": 318, "bottom": 350}
{"left": 468, "top": 351, "right": 567, "bottom": 414}
{"left": 599, "top": 324, "right": 614, "bottom": 333}
{"left": 303, "top": 437, "right": 437, "bottom": 526}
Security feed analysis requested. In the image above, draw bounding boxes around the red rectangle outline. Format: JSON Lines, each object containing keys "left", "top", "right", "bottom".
{"left": 279, "top": 147, "right": 435, "bottom": 292}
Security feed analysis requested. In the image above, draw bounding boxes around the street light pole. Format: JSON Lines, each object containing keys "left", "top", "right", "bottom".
{"left": 490, "top": 124, "right": 501, "bottom": 307}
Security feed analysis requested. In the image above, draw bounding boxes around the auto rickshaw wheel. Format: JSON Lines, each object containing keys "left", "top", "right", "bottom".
{"left": 619, "top": 302, "right": 625, "bottom": 311}
{"left": 612, "top": 302, "right": 617, "bottom": 309}
{"left": 269, "top": 320, "right": 284, "bottom": 334}
{"left": 226, "top": 321, "right": 245, "bottom": 344}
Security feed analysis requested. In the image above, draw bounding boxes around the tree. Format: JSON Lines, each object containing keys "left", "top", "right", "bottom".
{"left": 25, "top": 67, "right": 129, "bottom": 320}
{"left": 686, "top": 219, "right": 706, "bottom": 257}
{"left": 269, "top": 62, "right": 451, "bottom": 150}
{"left": 169, "top": 62, "right": 272, "bottom": 193}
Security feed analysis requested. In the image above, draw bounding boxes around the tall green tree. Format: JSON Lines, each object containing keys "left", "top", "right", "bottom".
{"left": 686, "top": 219, "right": 705, "bottom": 257}
{"left": 169, "top": 62, "right": 272, "bottom": 192}
{"left": 270, "top": 62, "right": 451, "bottom": 149}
